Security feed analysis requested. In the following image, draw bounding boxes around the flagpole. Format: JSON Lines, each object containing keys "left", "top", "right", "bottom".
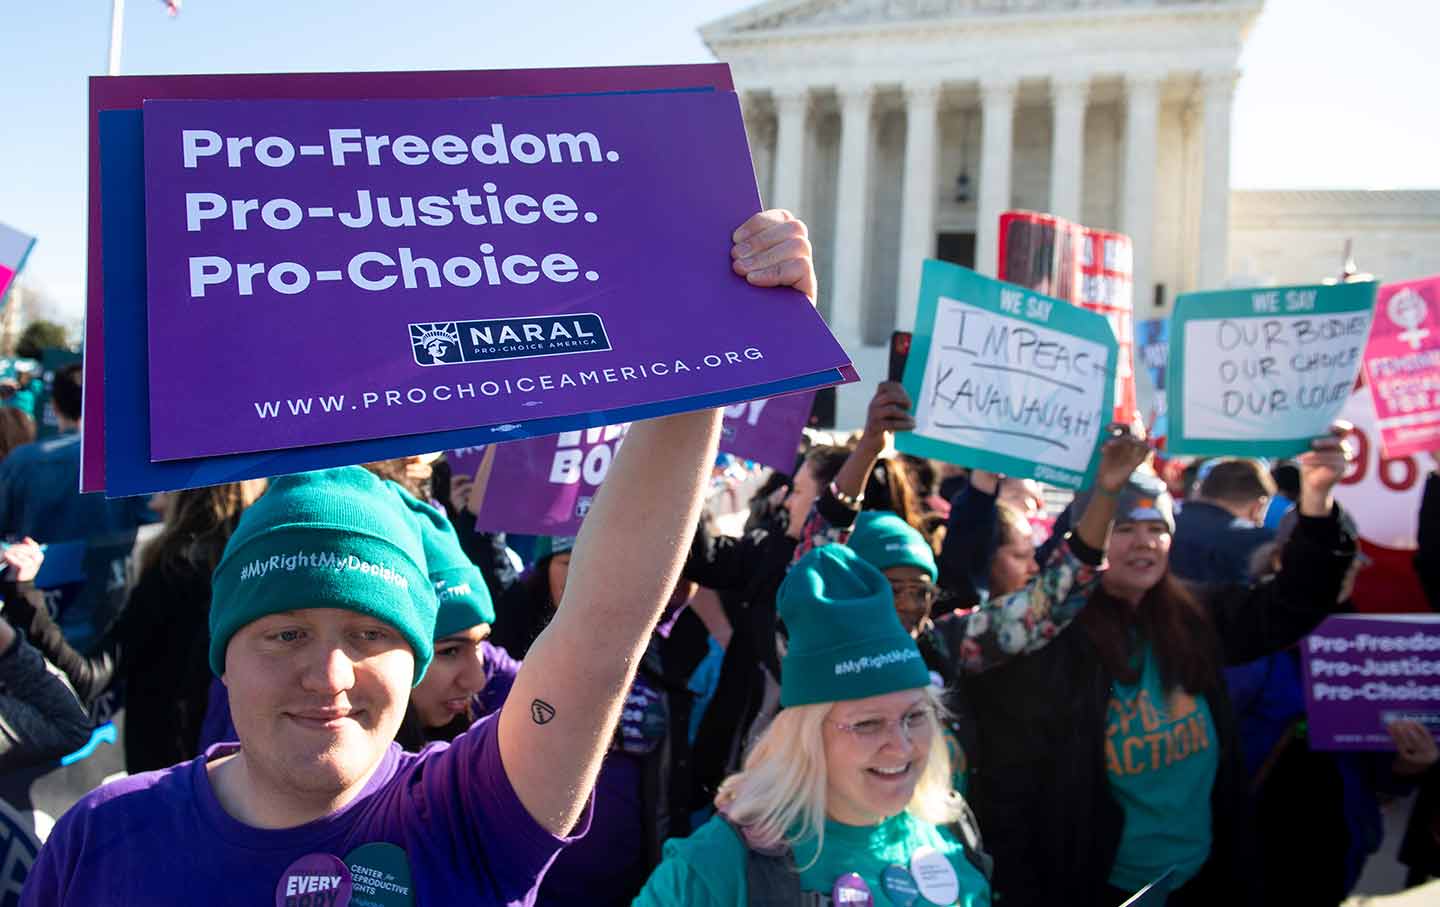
{"left": 108, "top": 0, "right": 125, "bottom": 76}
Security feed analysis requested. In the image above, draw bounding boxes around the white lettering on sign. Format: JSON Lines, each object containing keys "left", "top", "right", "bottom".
{"left": 548, "top": 423, "right": 628, "bottom": 486}
{"left": 1180, "top": 312, "right": 1371, "bottom": 440}
{"left": 911, "top": 296, "right": 1109, "bottom": 487}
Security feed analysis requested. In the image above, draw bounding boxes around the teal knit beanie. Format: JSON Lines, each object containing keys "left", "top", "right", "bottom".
{"left": 385, "top": 482, "right": 496, "bottom": 639}
{"left": 777, "top": 545, "right": 931, "bottom": 707}
{"left": 209, "top": 467, "right": 438, "bottom": 685}
{"left": 847, "top": 512, "right": 937, "bottom": 581}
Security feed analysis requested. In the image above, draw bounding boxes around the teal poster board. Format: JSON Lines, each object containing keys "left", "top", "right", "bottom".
{"left": 1166, "top": 282, "right": 1377, "bottom": 457}
{"left": 896, "top": 260, "right": 1117, "bottom": 490}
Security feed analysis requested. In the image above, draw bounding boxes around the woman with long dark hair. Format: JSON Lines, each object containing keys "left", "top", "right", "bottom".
{"left": 965, "top": 425, "right": 1356, "bottom": 907}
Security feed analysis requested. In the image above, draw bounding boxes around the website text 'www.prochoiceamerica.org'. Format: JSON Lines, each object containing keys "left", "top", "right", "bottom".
{"left": 250, "top": 348, "right": 769, "bottom": 420}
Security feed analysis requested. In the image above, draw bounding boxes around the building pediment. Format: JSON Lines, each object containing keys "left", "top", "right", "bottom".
{"left": 705, "top": 0, "right": 1240, "bottom": 36}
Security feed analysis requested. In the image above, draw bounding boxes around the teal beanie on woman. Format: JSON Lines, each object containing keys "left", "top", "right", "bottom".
{"left": 777, "top": 545, "right": 930, "bottom": 707}
{"left": 208, "top": 467, "right": 439, "bottom": 684}
{"left": 386, "top": 482, "right": 496, "bottom": 639}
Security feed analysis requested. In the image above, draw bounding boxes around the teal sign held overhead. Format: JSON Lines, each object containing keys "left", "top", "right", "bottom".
{"left": 896, "top": 260, "right": 1117, "bottom": 490}
{"left": 1165, "top": 282, "right": 1377, "bottom": 457}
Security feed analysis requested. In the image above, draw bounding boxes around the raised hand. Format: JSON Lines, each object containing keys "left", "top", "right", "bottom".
{"left": 1095, "top": 426, "right": 1151, "bottom": 493}
{"left": 1298, "top": 420, "right": 1355, "bottom": 516}
{"left": 731, "top": 210, "right": 817, "bottom": 304}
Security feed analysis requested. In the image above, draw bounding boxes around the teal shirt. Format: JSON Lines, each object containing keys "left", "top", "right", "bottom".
{"left": 636, "top": 811, "right": 991, "bottom": 907}
{"left": 1104, "top": 644, "right": 1219, "bottom": 892}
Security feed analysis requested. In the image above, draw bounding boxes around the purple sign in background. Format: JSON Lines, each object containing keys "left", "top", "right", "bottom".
{"left": 141, "top": 93, "right": 848, "bottom": 462}
{"left": 1299, "top": 614, "right": 1440, "bottom": 750}
{"left": 83, "top": 64, "right": 738, "bottom": 492}
{"left": 474, "top": 391, "right": 814, "bottom": 535}
{"left": 719, "top": 391, "right": 813, "bottom": 471}
{"left": 476, "top": 424, "right": 630, "bottom": 537}
{"left": 445, "top": 445, "right": 487, "bottom": 483}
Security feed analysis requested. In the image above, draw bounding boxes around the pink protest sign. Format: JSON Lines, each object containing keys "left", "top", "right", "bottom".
{"left": 1361, "top": 276, "right": 1440, "bottom": 457}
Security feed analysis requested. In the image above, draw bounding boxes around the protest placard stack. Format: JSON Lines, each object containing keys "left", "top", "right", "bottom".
{"left": 84, "top": 64, "right": 852, "bottom": 498}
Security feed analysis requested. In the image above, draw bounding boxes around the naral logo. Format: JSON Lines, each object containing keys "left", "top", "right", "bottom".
{"left": 410, "top": 314, "right": 610, "bottom": 367}
{"left": 410, "top": 323, "right": 463, "bottom": 365}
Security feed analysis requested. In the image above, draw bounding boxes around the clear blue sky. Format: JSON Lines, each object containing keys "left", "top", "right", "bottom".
{"left": 2, "top": 0, "right": 1434, "bottom": 322}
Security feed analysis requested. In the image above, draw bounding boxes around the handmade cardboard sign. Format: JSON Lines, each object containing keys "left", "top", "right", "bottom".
{"left": 895, "top": 260, "right": 1116, "bottom": 491}
{"left": 1165, "top": 282, "right": 1377, "bottom": 457}
{"left": 1300, "top": 614, "right": 1440, "bottom": 750}
{"left": 140, "top": 92, "right": 849, "bottom": 461}
{"left": 1361, "top": 275, "right": 1440, "bottom": 457}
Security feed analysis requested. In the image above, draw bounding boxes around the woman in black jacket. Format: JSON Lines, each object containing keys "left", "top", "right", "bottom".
{"left": 966, "top": 424, "right": 1356, "bottom": 907}
{"left": 0, "top": 480, "right": 265, "bottom": 773}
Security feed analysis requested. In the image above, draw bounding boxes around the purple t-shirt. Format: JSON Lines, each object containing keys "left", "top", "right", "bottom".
{"left": 23, "top": 713, "right": 591, "bottom": 906}
{"left": 470, "top": 644, "right": 646, "bottom": 907}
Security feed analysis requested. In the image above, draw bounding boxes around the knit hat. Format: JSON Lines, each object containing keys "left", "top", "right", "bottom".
{"left": 209, "top": 467, "right": 438, "bottom": 684}
{"left": 777, "top": 545, "right": 931, "bottom": 707}
{"left": 847, "top": 512, "right": 937, "bottom": 581}
{"left": 1073, "top": 470, "right": 1175, "bottom": 534}
{"left": 532, "top": 535, "right": 577, "bottom": 564}
{"left": 386, "top": 482, "right": 496, "bottom": 639}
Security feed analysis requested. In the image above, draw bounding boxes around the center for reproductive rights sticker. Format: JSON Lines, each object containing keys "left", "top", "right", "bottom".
{"left": 410, "top": 313, "right": 611, "bottom": 366}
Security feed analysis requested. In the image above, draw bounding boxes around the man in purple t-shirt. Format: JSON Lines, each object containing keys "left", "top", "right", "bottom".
{"left": 22, "top": 209, "right": 817, "bottom": 906}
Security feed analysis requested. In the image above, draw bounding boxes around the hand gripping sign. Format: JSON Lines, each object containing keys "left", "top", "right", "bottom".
{"left": 1165, "top": 281, "right": 1377, "bottom": 457}
{"left": 895, "top": 261, "right": 1117, "bottom": 491}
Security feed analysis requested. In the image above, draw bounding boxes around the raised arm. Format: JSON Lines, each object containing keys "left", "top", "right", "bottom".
{"left": 935, "top": 431, "right": 1150, "bottom": 673}
{"left": 498, "top": 210, "right": 817, "bottom": 835}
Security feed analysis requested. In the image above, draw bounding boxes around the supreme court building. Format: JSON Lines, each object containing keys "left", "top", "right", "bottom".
{"left": 701, "top": 0, "right": 1440, "bottom": 427}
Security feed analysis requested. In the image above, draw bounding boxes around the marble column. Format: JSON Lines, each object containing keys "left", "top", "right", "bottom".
{"left": 896, "top": 79, "right": 942, "bottom": 331}
{"left": 831, "top": 84, "right": 876, "bottom": 347}
{"left": 1049, "top": 75, "right": 1090, "bottom": 222}
{"left": 1122, "top": 72, "right": 1163, "bottom": 310}
{"left": 975, "top": 77, "right": 1017, "bottom": 278}
{"left": 770, "top": 87, "right": 810, "bottom": 213}
{"left": 1197, "top": 70, "right": 1238, "bottom": 290}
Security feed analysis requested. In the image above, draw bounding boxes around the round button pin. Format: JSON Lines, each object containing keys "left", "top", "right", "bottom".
{"left": 880, "top": 864, "right": 921, "bottom": 907}
{"left": 274, "top": 853, "right": 353, "bottom": 907}
{"left": 833, "top": 872, "right": 874, "bottom": 907}
{"left": 909, "top": 847, "right": 960, "bottom": 906}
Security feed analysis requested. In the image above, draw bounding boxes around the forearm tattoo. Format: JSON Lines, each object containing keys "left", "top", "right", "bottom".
{"left": 530, "top": 699, "right": 556, "bottom": 725}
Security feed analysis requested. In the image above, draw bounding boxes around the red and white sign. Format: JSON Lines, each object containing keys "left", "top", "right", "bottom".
{"left": 996, "top": 211, "right": 1136, "bottom": 425}
{"left": 1333, "top": 382, "right": 1430, "bottom": 614}
{"left": 1361, "top": 276, "right": 1440, "bottom": 458}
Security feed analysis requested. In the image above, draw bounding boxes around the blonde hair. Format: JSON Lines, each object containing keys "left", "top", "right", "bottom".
{"left": 715, "top": 686, "right": 961, "bottom": 867}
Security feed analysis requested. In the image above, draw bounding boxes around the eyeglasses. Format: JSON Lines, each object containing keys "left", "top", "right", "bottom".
{"left": 890, "top": 582, "right": 940, "bottom": 606}
{"left": 831, "top": 707, "right": 934, "bottom": 744}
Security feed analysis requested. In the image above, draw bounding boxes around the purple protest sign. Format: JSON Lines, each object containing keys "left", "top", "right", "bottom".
{"left": 475, "top": 424, "right": 630, "bottom": 537}
{"left": 719, "top": 391, "right": 813, "bottom": 471}
{"left": 140, "top": 92, "right": 849, "bottom": 462}
{"left": 83, "top": 64, "right": 738, "bottom": 492}
{"left": 444, "top": 446, "right": 487, "bottom": 481}
{"left": 1299, "top": 614, "right": 1440, "bottom": 750}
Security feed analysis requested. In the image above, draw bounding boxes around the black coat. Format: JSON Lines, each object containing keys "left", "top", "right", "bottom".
{"left": 965, "top": 507, "right": 1355, "bottom": 907}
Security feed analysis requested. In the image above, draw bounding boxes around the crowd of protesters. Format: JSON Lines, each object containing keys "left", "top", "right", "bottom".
{"left": 0, "top": 211, "right": 1436, "bottom": 906}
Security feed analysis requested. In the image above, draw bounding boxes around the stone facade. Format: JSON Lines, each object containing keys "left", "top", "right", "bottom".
{"left": 703, "top": 0, "right": 1262, "bottom": 426}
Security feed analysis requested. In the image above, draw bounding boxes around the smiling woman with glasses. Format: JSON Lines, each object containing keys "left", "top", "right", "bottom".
{"left": 635, "top": 545, "right": 992, "bottom": 907}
